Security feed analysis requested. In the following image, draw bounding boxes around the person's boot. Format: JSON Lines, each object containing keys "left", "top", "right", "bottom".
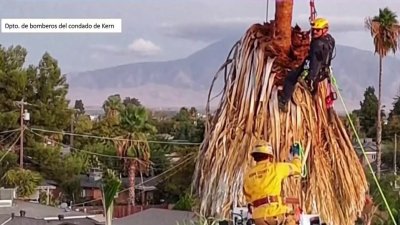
{"left": 309, "top": 79, "right": 318, "bottom": 97}
{"left": 278, "top": 95, "right": 288, "bottom": 113}
{"left": 297, "top": 76, "right": 308, "bottom": 89}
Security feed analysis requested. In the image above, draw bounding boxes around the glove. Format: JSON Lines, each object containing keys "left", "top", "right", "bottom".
{"left": 290, "top": 143, "right": 300, "bottom": 157}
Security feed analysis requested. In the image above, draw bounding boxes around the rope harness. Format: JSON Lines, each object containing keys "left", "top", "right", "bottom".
{"left": 309, "top": 0, "right": 317, "bottom": 24}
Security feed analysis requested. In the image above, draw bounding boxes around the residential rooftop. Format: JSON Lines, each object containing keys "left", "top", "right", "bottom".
{"left": 0, "top": 200, "right": 86, "bottom": 219}
{"left": 0, "top": 216, "right": 102, "bottom": 225}
{"left": 113, "top": 208, "right": 196, "bottom": 225}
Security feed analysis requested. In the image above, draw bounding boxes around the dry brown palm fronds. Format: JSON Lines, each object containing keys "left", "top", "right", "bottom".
{"left": 192, "top": 22, "right": 368, "bottom": 225}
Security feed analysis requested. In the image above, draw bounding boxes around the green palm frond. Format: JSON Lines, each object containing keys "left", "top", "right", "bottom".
{"left": 2, "top": 169, "right": 43, "bottom": 197}
{"left": 103, "top": 169, "right": 122, "bottom": 210}
{"left": 365, "top": 7, "right": 400, "bottom": 57}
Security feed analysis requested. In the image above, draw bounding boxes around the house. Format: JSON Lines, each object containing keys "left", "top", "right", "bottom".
{"left": 77, "top": 168, "right": 161, "bottom": 206}
{"left": 113, "top": 208, "right": 196, "bottom": 225}
{"left": 0, "top": 200, "right": 101, "bottom": 225}
{"left": 353, "top": 138, "right": 393, "bottom": 173}
{"left": 27, "top": 181, "right": 58, "bottom": 204}
{"left": 68, "top": 168, "right": 168, "bottom": 218}
{"left": 354, "top": 138, "right": 378, "bottom": 166}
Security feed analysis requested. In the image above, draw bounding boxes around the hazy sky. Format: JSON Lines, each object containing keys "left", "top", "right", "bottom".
{"left": 1, "top": 0, "right": 400, "bottom": 73}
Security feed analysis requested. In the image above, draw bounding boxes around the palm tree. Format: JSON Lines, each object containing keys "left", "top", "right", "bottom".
{"left": 365, "top": 7, "right": 400, "bottom": 178}
{"left": 102, "top": 94, "right": 124, "bottom": 124}
{"left": 113, "top": 105, "right": 156, "bottom": 206}
{"left": 275, "top": 0, "right": 293, "bottom": 55}
{"left": 1, "top": 168, "right": 43, "bottom": 198}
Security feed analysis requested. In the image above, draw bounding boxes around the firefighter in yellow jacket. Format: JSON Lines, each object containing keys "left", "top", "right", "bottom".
{"left": 243, "top": 141, "right": 302, "bottom": 225}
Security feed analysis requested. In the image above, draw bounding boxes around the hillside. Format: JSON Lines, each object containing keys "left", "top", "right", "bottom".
{"left": 66, "top": 36, "right": 400, "bottom": 112}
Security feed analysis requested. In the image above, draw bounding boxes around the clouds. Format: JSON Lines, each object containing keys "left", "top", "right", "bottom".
{"left": 159, "top": 13, "right": 370, "bottom": 43}
{"left": 2, "top": 0, "right": 400, "bottom": 73}
{"left": 294, "top": 14, "right": 368, "bottom": 32}
{"left": 128, "top": 38, "right": 161, "bottom": 56}
{"left": 90, "top": 38, "right": 162, "bottom": 57}
{"left": 159, "top": 17, "right": 262, "bottom": 42}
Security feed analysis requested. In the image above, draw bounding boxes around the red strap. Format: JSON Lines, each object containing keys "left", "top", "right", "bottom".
{"left": 309, "top": 0, "right": 317, "bottom": 23}
{"left": 325, "top": 82, "right": 336, "bottom": 108}
{"left": 295, "top": 207, "right": 302, "bottom": 221}
{"left": 252, "top": 196, "right": 279, "bottom": 207}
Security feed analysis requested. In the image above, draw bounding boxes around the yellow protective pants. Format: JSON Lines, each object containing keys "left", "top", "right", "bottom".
{"left": 253, "top": 214, "right": 296, "bottom": 225}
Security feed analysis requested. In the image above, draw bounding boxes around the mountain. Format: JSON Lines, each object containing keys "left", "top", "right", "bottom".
{"left": 66, "top": 36, "right": 400, "bottom": 113}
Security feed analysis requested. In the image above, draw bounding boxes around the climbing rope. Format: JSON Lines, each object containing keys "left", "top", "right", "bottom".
{"left": 330, "top": 71, "right": 398, "bottom": 225}
{"left": 296, "top": 142, "right": 308, "bottom": 178}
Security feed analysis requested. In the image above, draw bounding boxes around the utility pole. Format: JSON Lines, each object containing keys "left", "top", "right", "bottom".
{"left": 70, "top": 113, "right": 74, "bottom": 148}
{"left": 14, "top": 99, "right": 31, "bottom": 168}
{"left": 19, "top": 100, "right": 24, "bottom": 168}
{"left": 395, "top": 133, "right": 398, "bottom": 188}
{"left": 395, "top": 133, "right": 397, "bottom": 175}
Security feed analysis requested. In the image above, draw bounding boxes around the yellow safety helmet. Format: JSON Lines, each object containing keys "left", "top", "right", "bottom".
{"left": 311, "top": 17, "right": 329, "bottom": 29}
{"left": 251, "top": 140, "right": 274, "bottom": 157}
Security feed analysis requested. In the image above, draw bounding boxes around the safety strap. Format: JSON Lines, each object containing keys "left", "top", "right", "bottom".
{"left": 325, "top": 68, "right": 338, "bottom": 106}
{"left": 252, "top": 196, "right": 299, "bottom": 208}
{"left": 309, "top": 0, "right": 317, "bottom": 24}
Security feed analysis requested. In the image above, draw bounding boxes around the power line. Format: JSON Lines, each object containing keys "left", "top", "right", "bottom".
{"left": 0, "top": 129, "right": 20, "bottom": 144}
{"left": 27, "top": 129, "right": 153, "bottom": 167}
{"left": 30, "top": 127, "right": 202, "bottom": 146}
{"left": 27, "top": 128, "right": 194, "bottom": 170}
{"left": 0, "top": 128, "right": 21, "bottom": 134}
{"left": 72, "top": 152, "right": 196, "bottom": 207}
{"left": 0, "top": 131, "right": 23, "bottom": 164}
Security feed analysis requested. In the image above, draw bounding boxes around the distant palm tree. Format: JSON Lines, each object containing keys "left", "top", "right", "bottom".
{"left": 102, "top": 94, "right": 124, "bottom": 124}
{"left": 365, "top": 7, "right": 400, "bottom": 178}
{"left": 1, "top": 168, "right": 43, "bottom": 197}
{"left": 113, "top": 105, "right": 156, "bottom": 206}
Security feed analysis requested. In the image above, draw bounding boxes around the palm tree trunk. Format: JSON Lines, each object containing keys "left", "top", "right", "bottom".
{"left": 377, "top": 55, "right": 383, "bottom": 179}
{"left": 275, "top": 0, "right": 293, "bottom": 55}
{"left": 193, "top": 25, "right": 369, "bottom": 224}
{"left": 129, "top": 161, "right": 136, "bottom": 206}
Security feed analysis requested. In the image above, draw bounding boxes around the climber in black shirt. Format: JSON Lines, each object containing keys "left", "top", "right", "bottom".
{"left": 278, "top": 17, "right": 335, "bottom": 112}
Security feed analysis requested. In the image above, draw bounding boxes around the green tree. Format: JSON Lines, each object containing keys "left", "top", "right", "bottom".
{"left": 367, "top": 172, "right": 400, "bottom": 224}
{"left": 171, "top": 107, "right": 205, "bottom": 142}
{"left": 0, "top": 151, "right": 18, "bottom": 173}
{"left": 148, "top": 142, "right": 171, "bottom": 176}
{"left": 120, "top": 105, "right": 157, "bottom": 134}
{"left": 384, "top": 115, "right": 400, "bottom": 140}
{"left": 83, "top": 142, "right": 119, "bottom": 170}
{"left": 385, "top": 93, "right": 400, "bottom": 139}
{"left": 173, "top": 192, "right": 196, "bottom": 211}
{"left": 365, "top": 7, "right": 400, "bottom": 178}
{"left": 28, "top": 143, "right": 88, "bottom": 180}
{"left": 30, "top": 52, "right": 72, "bottom": 131}
{"left": 74, "top": 99, "right": 85, "bottom": 115}
{"left": 0, "top": 45, "right": 35, "bottom": 132}
{"left": 157, "top": 147, "right": 196, "bottom": 203}
{"left": 357, "top": 86, "right": 379, "bottom": 138}
{"left": 110, "top": 104, "right": 156, "bottom": 205}
{"left": 60, "top": 177, "right": 81, "bottom": 204}
{"left": 102, "top": 94, "right": 124, "bottom": 124}
{"left": 123, "top": 97, "right": 141, "bottom": 107}
{"left": 72, "top": 114, "right": 93, "bottom": 149}
{"left": 1, "top": 168, "right": 43, "bottom": 197}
